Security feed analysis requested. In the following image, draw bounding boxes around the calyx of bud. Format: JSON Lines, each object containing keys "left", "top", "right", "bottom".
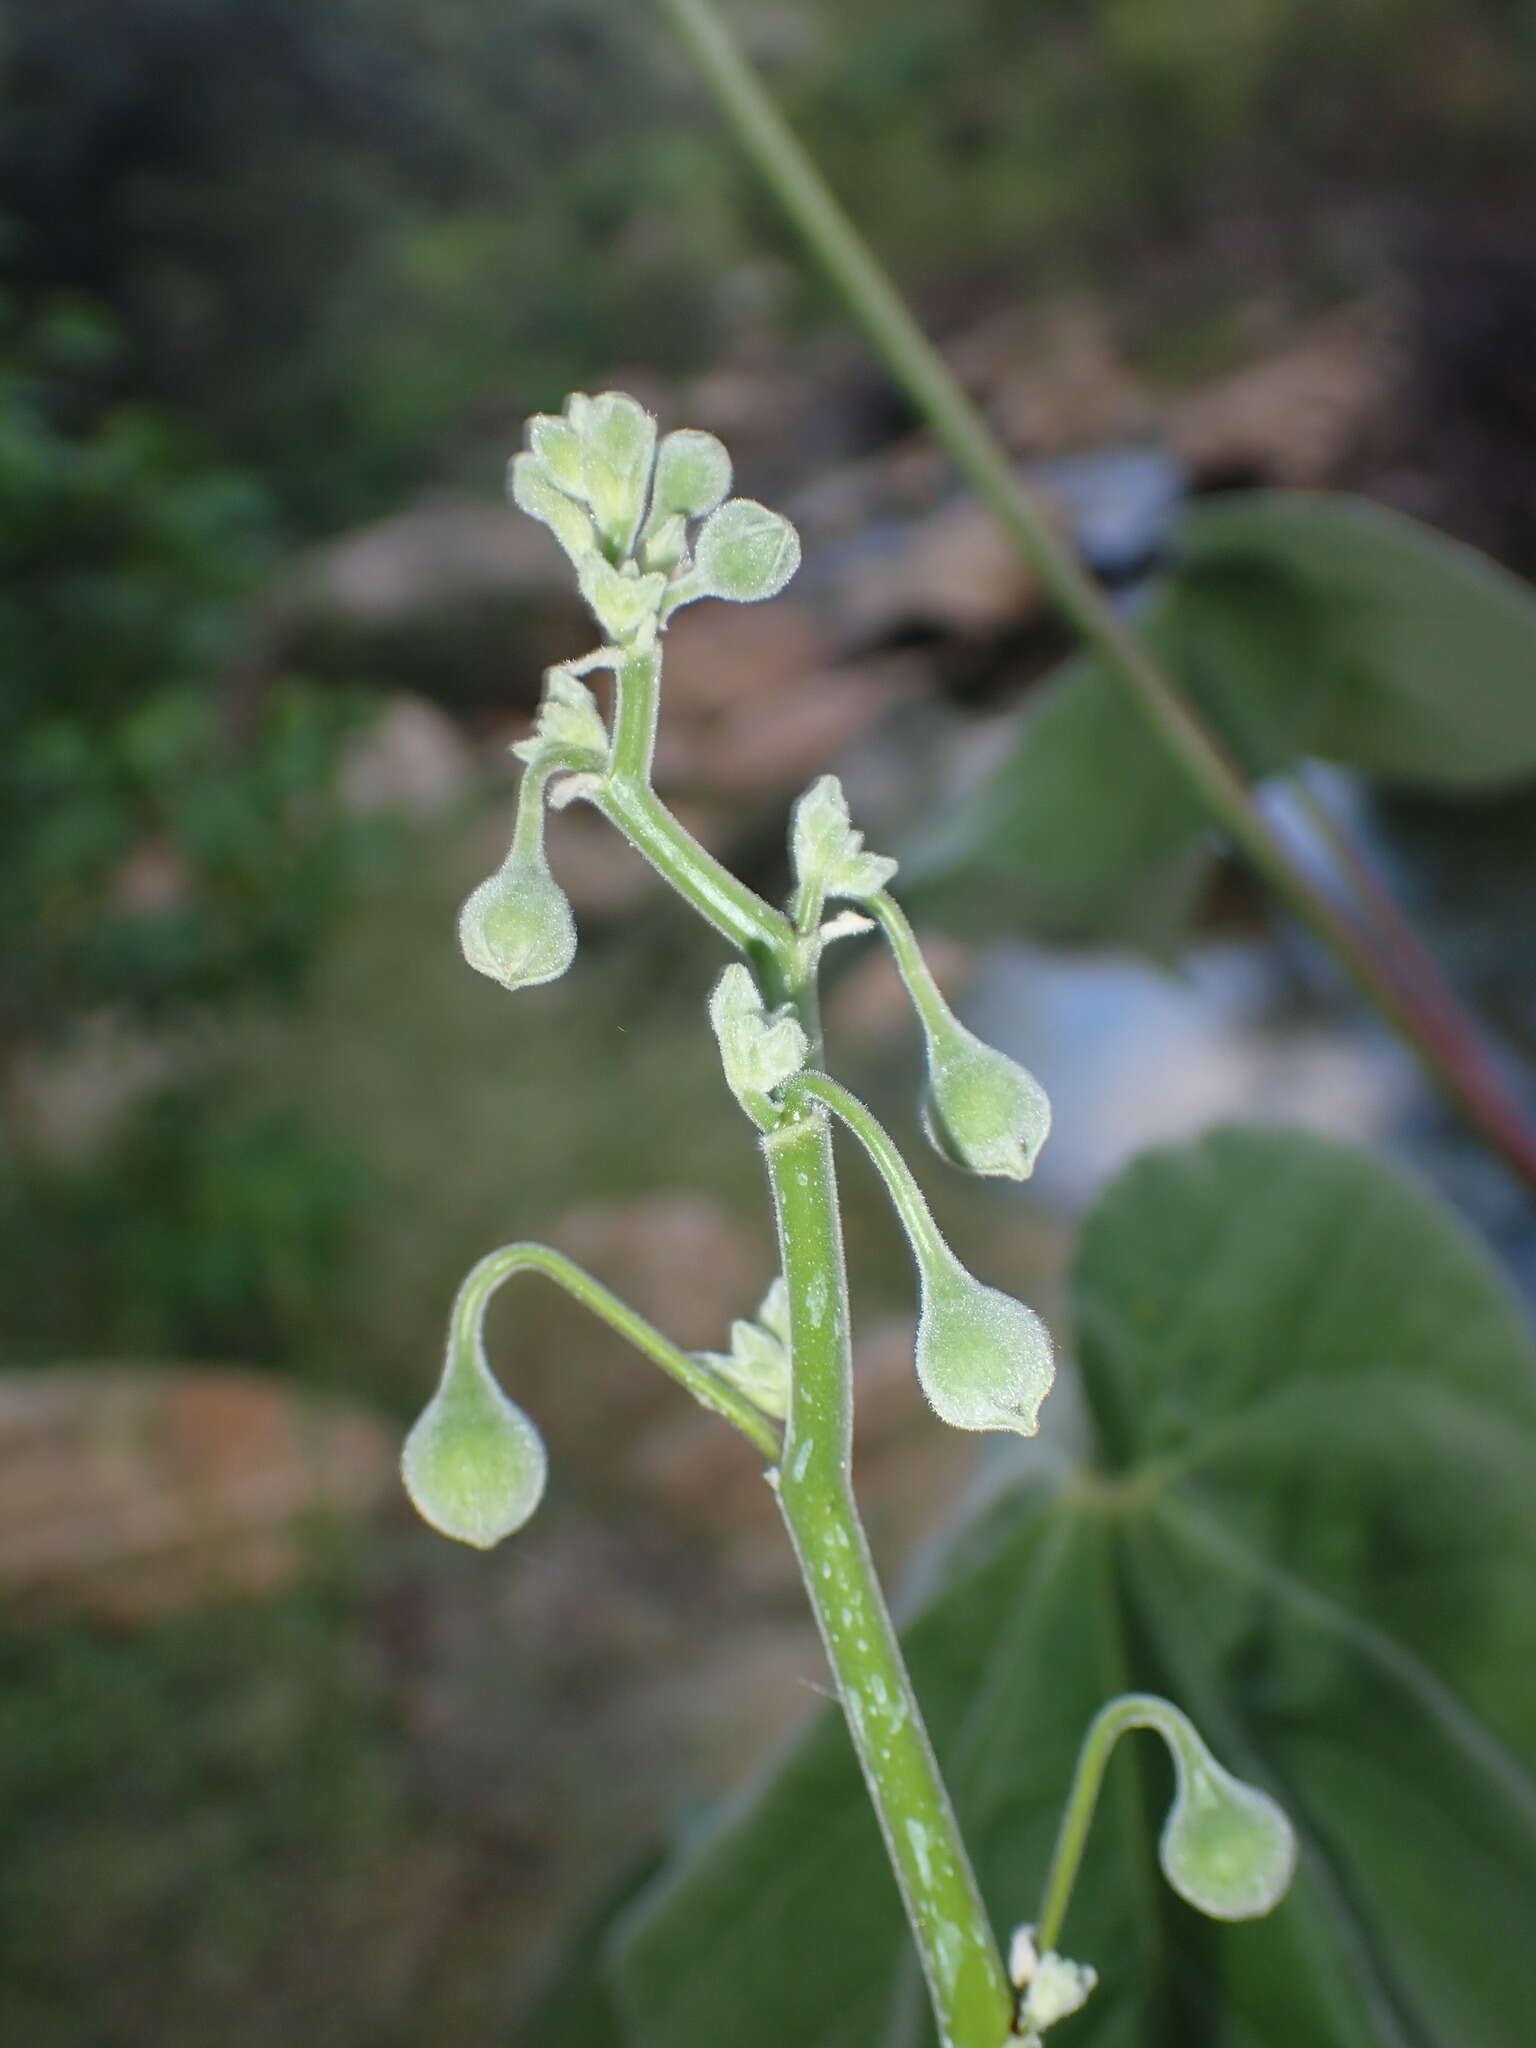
{"left": 1157, "top": 1709, "right": 1297, "bottom": 1920}
{"left": 921, "top": 1020, "right": 1051, "bottom": 1181}
{"left": 914, "top": 1244, "right": 1055, "bottom": 1436}
{"left": 401, "top": 1332, "right": 546, "bottom": 1549}
{"left": 458, "top": 847, "right": 576, "bottom": 992}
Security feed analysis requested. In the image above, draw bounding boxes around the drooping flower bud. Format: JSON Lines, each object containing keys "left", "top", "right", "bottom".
{"left": 401, "top": 1334, "right": 547, "bottom": 1549}
{"left": 458, "top": 847, "right": 576, "bottom": 991}
{"left": 871, "top": 894, "right": 1051, "bottom": 1182}
{"left": 914, "top": 1244, "right": 1054, "bottom": 1436}
{"left": 921, "top": 1020, "right": 1052, "bottom": 1181}
{"left": 1158, "top": 1712, "right": 1297, "bottom": 1919}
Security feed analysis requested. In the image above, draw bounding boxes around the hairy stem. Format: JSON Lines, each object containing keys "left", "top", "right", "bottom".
{"left": 597, "top": 777, "right": 792, "bottom": 958}
{"left": 457, "top": 1241, "right": 781, "bottom": 1458}
{"left": 655, "top": 0, "right": 1536, "bottom": 1198}
{"left": 764, "top": 1111, "right": 1014, "bottom": 2048}
{"left": 786, "top": 1068, "right": 949, "bottom": 1272}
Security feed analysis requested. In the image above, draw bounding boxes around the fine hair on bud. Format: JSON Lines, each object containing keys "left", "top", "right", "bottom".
{"left": 458, "top": 852, "right": 577, "bottom": 992}
{"left": 402, "top": 1347, "right": 548, "bottom": 1549}
{"left": 1159, "top": 1729, "right": 1297, "bottom": 1920}
{"left": 914, "top": 1250, "right": 1055, "bottom": 1435}
{"left": 922, "top": 1022, "right": 1052, "bottom": 1181}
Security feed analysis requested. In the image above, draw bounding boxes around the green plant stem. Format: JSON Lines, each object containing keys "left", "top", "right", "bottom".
{"left": 869, "top": 892, "right": 958, "bottom": 1043}
{"left": 610, "top": 643, "right": 663, "bottom": 784}
{"left": 596, "top": 777, "right": 790, "bottom": 957}
{"left": 457, "top": 1241, "right": 780, "bottom": 1458}
{"left": 654, "top": 0, "right": 1536, "bottom": 1201}
{"left": 598, "top": 642, "right": 792, "bottom": 956}
{"left": 1033, "top": 1694, "right": 1180, "bottom": 1955}
{"left": 614, "top": 752, "right": 1012, "bottom": 2040}
{"left": 786, "top": 1068, "right": 949, "bottom": 1272}
{"left": 763, "top": 1110, "right": 1014, "bottom": 2048}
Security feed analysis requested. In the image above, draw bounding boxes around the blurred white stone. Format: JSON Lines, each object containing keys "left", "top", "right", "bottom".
{"left": 339, "top": 693, "right": 474, "bottom": 817}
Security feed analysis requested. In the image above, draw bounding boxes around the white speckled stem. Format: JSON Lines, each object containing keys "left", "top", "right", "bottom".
{"left": 764, "top": 1111, "right": 1013, "bottom": 2048}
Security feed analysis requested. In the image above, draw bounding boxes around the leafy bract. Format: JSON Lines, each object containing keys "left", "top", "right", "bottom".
{"left": 612, "top": 1128, "right": 1536, "bottom": 2048}
{"left": 907, "top": 491, "right": 1536, "bottom": 953}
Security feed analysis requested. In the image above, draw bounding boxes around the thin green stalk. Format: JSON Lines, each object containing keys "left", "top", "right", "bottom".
{"left": 596, "top": 777, "right": 791, "bottom": 958}
{"left": 458, "top": 1241, "right": 780, "bottom": 1458}
{"left": 786, "top": 1067, "right": 948, "bottom": 1272}
{"left": 763, "top": 1109, "right": 1015, "bottom": 2048}
{"left": 1033, "top": 1694, "right": 1174, "bottom": 1955}
{"left": 869, "top": 892, "right": 959, "bottom": 1045}
{"left": 655, "top": 0, "right": 1536, "bottom": 1200}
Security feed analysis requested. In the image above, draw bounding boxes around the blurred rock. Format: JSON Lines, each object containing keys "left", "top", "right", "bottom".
{"left": 0, "top": 1367, "right": 394, "bottom": 1622}
{"left": 836, "top": 494, "right": 1051, "bottom": 639}
{"left": 294, "top": 494, "right": 568, "bottom": 625}
{"left": 953, "top": 299, "right": 1156, "bottom": 454}
{"left": 551, "top": 1192, "right": 770, "bottom": 1351}
{"left": 824, "top": 929, "right": 977, "bottom": 1044}
{"left": 339, "top": 693, "right": 475, "bottom": 816}
{"left": 1167, "top": 301, "right": 1391, "bottom": 486}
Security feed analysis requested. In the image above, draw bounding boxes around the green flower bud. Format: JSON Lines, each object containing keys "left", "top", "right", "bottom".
{"left": 402, "top": 1337, "right": 546, "bottom": 1549}
{"left": 921, "top": 1022, "right": 1052, "bottom": 1181}
{"left": 915, "top": 1248, "right": 1054, "bottom": 1435}
{"left": 691, "top": 498, "right": 801, "bottom": 603}
{"left": 647, "top": 427, "right": 732, "bottom": 527}
{"left": 1159, "top": 1718, "right": 1297, "bottom": 1920}
{"left": 567, "top": 391, "right": 657, "bottom": 558}
{"left": 458, "top": 850, "right": 576, "bottom": 991}
{"left": 508, "top": 451, "right": 599, "bottom": 568}
{"left": 527, "top": 410, "right": 587, "bottom": 499}
{"left": 640, "top": 510, "right": 688, "bottom": 575}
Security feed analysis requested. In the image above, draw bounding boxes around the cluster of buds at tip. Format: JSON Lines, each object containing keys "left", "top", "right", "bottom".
{"left": 511, "top": 390, "right": 800, "bottom": 648}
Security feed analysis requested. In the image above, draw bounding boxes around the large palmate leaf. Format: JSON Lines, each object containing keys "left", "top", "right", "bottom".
{"left": 1179, "top": 493, "right": 1536, "bottom": 790}
{"left": 904, "top": 558, "right": 1320, "bottom": 954}
{"left": 907, "top": 491, "right": 1536, "bottom": 952}
{"left": 612, "top": 1128, "right": 1536, "bottom": 2048}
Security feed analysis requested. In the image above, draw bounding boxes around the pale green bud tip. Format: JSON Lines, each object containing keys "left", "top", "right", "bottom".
{"left": 922, "top": 1028, "right": 1051, "bottom": 1180}
{"left": 693, "top": 498, "right": 801, "bottom": 603}
{"left": 648, "top": 428, "right": 732, "bottom": 525}
{"left": 915, "top": 1261, "right": 1054, "bottom": 1435}
{"left": 458, "top": 856, "right": 577, "bottom": 991}
{"left": 402, "top": 1365, "right": 547, "bottom": 1548}
{"left": 1161, "top": 1742, "right": 1297, "bottom": 1920}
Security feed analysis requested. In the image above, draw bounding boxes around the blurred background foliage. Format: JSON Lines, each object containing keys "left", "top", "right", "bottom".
{"left": 3, "top": 0, "right": 1536, "bottom": 2042}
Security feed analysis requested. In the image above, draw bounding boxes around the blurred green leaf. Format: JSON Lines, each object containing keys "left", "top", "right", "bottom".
{"left": 909, "top": 492, "right": 1536, "bottom": 953}
{"left": 1181, "top": 492, "right": 1536, "bottom": 789}
{"left": 614, "top": 1127, "right": 1536, "bottom": 2048}
{"left": 906, "top": 555, "right": 1320, "bottom": 953}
